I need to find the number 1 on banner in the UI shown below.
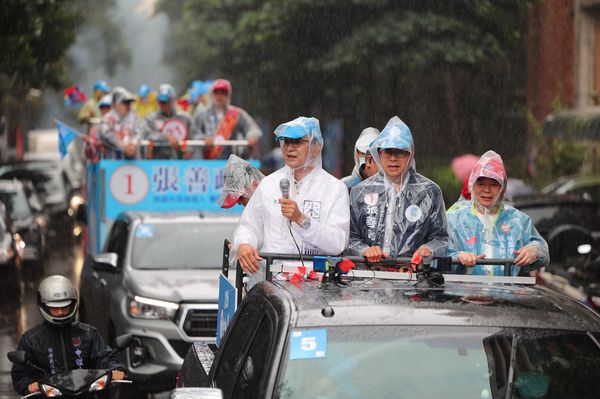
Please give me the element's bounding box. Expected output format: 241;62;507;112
126;174;133;195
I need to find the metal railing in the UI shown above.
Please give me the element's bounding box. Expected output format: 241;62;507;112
222;247;527;306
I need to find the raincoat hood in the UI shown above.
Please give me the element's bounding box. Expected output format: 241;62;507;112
210;79;232;107
369;116;415;185
351;127;380;176
216;154;265;208
275;116;323;171
468;150;507;209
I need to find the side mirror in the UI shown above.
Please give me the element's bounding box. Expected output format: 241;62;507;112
113;334;133;352
7;351;28;366
92;253;118;272
170;388;223;399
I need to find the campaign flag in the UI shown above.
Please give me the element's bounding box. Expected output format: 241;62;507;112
63;86;87;106
55;120;81;159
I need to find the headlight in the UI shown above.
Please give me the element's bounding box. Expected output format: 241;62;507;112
70;194;84;210
41;384;62;397
89;374;108;392
34;215;47;228
128;295;178;320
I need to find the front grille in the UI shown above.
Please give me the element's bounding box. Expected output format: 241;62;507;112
182;308;217;337
168;339;192;358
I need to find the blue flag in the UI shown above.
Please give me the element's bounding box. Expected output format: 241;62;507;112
55;120;80;159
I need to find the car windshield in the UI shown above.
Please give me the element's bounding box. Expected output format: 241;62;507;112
131;220;237;269
0;189;32;220
277;326;600;399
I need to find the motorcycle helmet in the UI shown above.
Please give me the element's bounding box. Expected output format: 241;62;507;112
37;275;79;326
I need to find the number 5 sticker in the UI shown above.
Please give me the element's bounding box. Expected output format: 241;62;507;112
289;329;327;360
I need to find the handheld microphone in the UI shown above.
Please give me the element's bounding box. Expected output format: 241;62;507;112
279;178;290;199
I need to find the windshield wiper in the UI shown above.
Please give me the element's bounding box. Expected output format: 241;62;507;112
505;335;518;399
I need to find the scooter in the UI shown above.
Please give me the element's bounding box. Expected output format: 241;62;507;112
8;334;134;399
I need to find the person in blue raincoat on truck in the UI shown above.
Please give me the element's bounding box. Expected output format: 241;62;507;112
347;117;448;263
446;150;549;276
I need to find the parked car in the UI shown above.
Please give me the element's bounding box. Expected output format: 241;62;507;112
0;203;21;270
504;178;537;202
0;160;75;220
79;212;239;395
0;180;46;267
178;270;600;399
514;194;600;266
541;175;600;204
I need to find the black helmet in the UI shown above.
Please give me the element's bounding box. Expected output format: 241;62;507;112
37;275;78;326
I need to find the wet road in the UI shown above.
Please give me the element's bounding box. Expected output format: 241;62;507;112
0;229;83;399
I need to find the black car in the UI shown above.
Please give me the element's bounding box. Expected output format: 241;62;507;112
177;269;600;398
514;194;600;264
0;179;46;267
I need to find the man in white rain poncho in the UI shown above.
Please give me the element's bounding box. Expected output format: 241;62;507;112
447;151;549;276
234;117;350;285
341;127;380;190
348;118;448;262
216;154;264;209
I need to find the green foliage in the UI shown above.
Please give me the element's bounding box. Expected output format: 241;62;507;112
422;164;461;207
0;0;83;89
158;0;534;172
527;110;586;187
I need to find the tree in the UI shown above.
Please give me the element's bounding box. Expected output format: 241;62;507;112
158;0;534;172
0;0;131;159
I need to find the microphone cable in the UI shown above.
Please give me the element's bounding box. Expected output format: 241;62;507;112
287;221;306;269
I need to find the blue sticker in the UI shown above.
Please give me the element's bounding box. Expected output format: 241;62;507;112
289;329;327;360
136;224;155;238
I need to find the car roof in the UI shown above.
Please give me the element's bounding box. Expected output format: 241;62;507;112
117;211;240;224
256;279;600;332
513;194;598;208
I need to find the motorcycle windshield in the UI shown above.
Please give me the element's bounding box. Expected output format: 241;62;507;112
42;369;108;395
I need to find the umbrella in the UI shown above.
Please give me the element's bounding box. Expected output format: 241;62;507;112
451;154;479;180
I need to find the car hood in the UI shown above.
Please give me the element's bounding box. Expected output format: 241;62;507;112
125;268;221;303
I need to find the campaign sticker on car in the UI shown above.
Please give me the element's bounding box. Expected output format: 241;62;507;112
289;328;327;360
135;224;155;238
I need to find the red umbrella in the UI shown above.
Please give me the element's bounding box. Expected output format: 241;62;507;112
451;154;479;180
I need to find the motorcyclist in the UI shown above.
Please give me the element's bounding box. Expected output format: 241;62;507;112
347;117;448;263
78;80;111;129
216;154;264;209
135;84;158;118
190;79;262;159
144;84;192;159
234;117;349;287
446;150;549;275
99;87;145;159
341;127;380;190
11;275;126;396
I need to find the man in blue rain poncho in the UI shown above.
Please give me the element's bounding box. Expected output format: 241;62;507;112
341;127;380;190
447;151;549;275
348;117;448;262
234;117;350;287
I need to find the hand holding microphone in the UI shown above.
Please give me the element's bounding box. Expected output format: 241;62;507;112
279;178;304;225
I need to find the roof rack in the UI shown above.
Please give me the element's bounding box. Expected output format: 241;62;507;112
220;245;535;306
